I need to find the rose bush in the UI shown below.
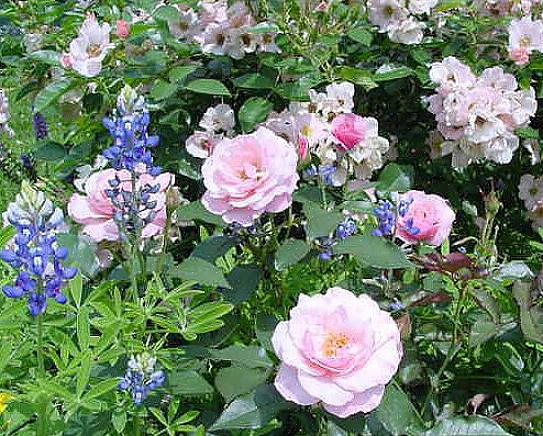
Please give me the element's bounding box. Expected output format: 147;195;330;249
0;0;542;434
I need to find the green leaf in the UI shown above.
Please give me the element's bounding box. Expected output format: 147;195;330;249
184;79;231;97
0;225;15;248
232;73;275;89
373;383;424;436
68;273;83;308
210;344;273;369
169;65;198;83
168;370;214;395
210;384;291;431
347;27;373;46
215;366;268;402
469;320;499;347
513;281;543;344
176;257;232;289
177;201;224;226
238;97;273;132
224;264;262;304
28;50;60;65
374;67;414;82
256;315;277;351
112;411;127;434
83;379;120;401
516;126;540;139
34;78;74;112
77;306;90;351
150;79;177;100
304;204;344;240
192;236;238;262
76;352;91;398
495;261;534;280
376;163;413;192
424;415;512;435
335;235;413;269
34;142;67;161
275;239;311;271
153;5;180;21
335;67;378;91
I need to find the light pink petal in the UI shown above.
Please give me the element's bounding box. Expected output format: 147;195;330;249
298;370;354;406
323;385;385;417
274;364;318;406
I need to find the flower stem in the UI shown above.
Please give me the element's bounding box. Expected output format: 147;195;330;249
36;313;45;377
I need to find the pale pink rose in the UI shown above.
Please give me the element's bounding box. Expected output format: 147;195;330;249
68;169;174;242
429;56;476;92
115;20;130;39
331;113;368;151
396;190;455;246
508;17;543;66
272;287;402;417
201;127;299;226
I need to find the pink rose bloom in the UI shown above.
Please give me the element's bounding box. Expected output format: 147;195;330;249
272;287;402;417
429;56;476;92
201;127;299;226
68;169;174;242
115;20;130;39
60;53;73;69
396;190;455;246
508;17;543;66
331;113;368;151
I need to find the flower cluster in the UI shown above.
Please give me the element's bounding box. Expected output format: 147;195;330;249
167;0;280;59
427;57;537;168
61;13;113;78
265;82;389;186
102;86;160;175
32;112;48;140
186;103;235;159
519;174;543;229
272;287;402;417
508;17;543;65
118;353;165;405
476;0;537;16
0;183;77;316
367;0;437;45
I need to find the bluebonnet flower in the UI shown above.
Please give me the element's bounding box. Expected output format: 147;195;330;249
303;165;318;178
389;300;405;312
32;112;48;140
372;200;396;236
318;164;336;186
0;182;77;316
102;85;160;175
316;237;335;261
119;353;165;405
336;217;357;240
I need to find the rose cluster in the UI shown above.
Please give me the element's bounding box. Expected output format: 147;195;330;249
367;0;437;45
265;82;390;186
167;0;279;59
427;56;537;168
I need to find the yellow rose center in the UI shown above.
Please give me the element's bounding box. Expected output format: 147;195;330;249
322;332;349;357
87;43;102;58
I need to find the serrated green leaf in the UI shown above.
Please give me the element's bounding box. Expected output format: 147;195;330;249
424;415;511;435
238;97;273;132
232;73;275;89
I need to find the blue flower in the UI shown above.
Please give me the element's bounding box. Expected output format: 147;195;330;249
372;200;396;236
336;217;357;240
119;354;165;405
318;164;337;186
32;112;48;140
0;185;77;316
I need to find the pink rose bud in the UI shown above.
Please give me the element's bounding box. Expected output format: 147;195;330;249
509;47;530;65
297;136;309;161
331;113;367;151
272;287;402;417
396;190;455;246
115;19;130;39
60;53;73;69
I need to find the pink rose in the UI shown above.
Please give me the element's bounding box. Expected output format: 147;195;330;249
60;53;73;69
201;127;299;226
68;169;174;242
396;190;455;246
509;47;530;65
272;287;402;417
331;113;367;151
115;20;130;39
